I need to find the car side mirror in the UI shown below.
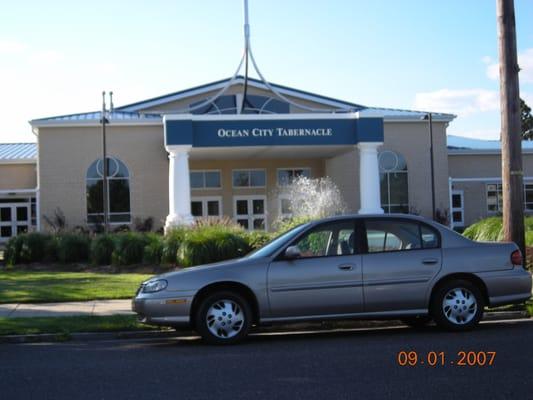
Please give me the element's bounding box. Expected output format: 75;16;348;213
284;246;301;260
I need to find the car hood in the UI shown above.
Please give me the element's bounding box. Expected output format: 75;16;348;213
148;256;267;282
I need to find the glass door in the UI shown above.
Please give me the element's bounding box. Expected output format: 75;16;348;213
0;203;30;242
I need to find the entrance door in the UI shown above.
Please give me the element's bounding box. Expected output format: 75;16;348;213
451;190;464;228
0;203;31;242
268;220;363;318
233;196;266;230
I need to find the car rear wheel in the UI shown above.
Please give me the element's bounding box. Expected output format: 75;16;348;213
431;279;484;331
195;291;252;344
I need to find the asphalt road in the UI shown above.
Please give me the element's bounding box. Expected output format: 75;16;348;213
1;319;532;400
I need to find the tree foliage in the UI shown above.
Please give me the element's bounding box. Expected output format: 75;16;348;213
521;98;533;140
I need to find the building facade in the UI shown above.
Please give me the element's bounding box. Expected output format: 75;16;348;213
0;77;528;242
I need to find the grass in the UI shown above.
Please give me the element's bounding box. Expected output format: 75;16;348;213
0;315;160;336
0;271;153;304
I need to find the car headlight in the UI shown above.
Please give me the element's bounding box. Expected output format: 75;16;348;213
142;279;168;293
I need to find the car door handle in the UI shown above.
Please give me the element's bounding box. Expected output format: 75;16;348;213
422;258;439;265
338;264;354;271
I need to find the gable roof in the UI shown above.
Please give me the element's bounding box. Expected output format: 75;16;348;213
30;76;456;127
0;143;37;163
30;111;162;127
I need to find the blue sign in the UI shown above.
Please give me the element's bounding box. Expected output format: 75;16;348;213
165;116;383;147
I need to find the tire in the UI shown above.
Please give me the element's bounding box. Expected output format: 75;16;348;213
401;316;432;329
195;291;252;345
430;279;484;331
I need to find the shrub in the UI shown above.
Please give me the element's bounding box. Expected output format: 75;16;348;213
161;227;187;264
56;233;91;263
143;233;164;265
4;235;24;265
245;230;274;250
177;225;251;267
111;232;149;266
5;233;56;265
463;217;504;243
19;232;52;263
273;215;313;235
90;234;116;265
134;217;154;232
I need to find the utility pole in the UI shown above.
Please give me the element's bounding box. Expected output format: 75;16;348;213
497;0;525;257
101;91;109;233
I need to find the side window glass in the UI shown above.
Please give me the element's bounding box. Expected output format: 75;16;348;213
292;221;355;258
365;220;422;253
421;225;439;248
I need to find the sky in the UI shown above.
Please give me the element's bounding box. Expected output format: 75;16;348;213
0;0;532;143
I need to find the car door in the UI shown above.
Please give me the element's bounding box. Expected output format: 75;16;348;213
361;218;442;313
267;220;363;318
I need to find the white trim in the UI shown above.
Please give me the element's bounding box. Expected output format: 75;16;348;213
0;159;37;165
120;77;360;113
0;188;38;195
450;176;533;182
191;196;223;218
164;112;361;122
232;168;267;189
233;195;267;231
449;149;533;155
0;202;32;242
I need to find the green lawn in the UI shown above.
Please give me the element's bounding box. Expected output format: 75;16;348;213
0;315;161;336
0;271;153;304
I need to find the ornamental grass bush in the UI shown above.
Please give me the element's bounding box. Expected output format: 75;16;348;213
4;233;55;265
463;216;533;246
244;230;274;250
143;233;164;265
55;233;91;263
177;225;251;267
161;227;187;264
111;232;149;266
90;234;116;265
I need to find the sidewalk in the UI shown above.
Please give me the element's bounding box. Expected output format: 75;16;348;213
0;300;133;318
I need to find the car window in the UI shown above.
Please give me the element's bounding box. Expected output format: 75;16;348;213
292;221;356;258
365;220;423;253
421;225;439;249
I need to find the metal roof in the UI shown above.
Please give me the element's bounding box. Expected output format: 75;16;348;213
0;143;37;163
31;111;162;125
447;135;533;154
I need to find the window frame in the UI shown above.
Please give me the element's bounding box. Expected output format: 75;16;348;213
231;169;267;189
190;170;222;190
233;195;267;231
379;151;409;214
276;167;312;187
190;196;223;218
451;190;464;227
85;157;132;225
276;219;363;261
361;217;441;255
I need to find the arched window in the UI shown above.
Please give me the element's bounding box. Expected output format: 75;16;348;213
379;151;409;213
86;157;131;223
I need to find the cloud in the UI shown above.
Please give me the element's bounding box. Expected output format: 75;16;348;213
413;88;499;116
485;48;533;83
0;39;27;54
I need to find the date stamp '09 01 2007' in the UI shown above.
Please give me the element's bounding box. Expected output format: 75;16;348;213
397;351;496;367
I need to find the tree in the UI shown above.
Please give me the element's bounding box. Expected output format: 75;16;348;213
521;98;533;140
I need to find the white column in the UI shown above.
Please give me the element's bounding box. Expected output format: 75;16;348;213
358;142;384;214
165;145;194;231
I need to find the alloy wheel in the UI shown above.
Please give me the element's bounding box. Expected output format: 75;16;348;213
205;299;245;339
442;287;477;325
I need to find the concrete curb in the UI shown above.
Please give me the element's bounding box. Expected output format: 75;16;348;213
0;311;529;344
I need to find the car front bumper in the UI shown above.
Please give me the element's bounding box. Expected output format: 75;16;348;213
132;293;194;328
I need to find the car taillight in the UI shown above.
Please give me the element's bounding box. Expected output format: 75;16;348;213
511;250;523;266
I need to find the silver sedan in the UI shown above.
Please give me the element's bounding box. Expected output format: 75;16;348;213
132;215;532;344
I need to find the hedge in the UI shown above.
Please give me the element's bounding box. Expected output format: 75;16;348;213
3;216;305;268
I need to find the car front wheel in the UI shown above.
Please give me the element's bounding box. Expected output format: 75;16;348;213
431;280;484;331
195;291;252;344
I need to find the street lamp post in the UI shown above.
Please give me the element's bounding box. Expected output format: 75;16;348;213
423;113;436;220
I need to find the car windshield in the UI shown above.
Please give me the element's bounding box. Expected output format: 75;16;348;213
246;223;311;259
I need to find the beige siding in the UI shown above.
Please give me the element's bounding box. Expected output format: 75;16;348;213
325;149;360;212
448;152;533;226
0;163;37;190
189;158;326;229
38;125;168;230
